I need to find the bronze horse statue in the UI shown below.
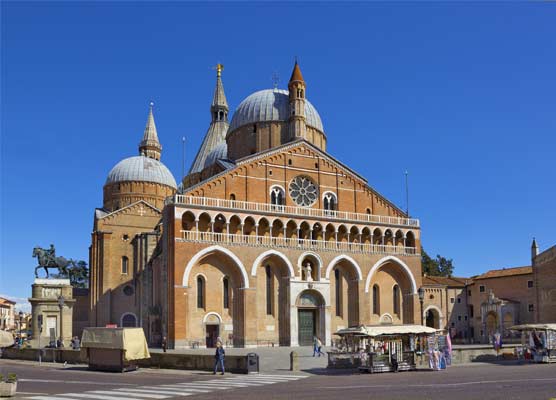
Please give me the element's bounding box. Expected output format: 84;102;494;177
33;245;75;279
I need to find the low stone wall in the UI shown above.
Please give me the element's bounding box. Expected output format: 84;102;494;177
137;352;249;373
451;345;518;364
1;348;251;373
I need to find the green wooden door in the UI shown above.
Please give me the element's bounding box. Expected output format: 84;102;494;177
298;309;315;346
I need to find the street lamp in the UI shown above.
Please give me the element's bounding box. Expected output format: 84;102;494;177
18;311;23;345
418;287;425;326
57;295;65;348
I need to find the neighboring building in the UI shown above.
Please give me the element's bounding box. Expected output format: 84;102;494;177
467;265;535;343
72;288;89;338
422;240;556;344
422;276;469;339
14;312;31;337
0;297;16;331
533;240;556;323
88;62;423;348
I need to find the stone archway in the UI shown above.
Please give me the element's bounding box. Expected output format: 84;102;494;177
486;312;498;340
296;290;326;346
423;305;443;329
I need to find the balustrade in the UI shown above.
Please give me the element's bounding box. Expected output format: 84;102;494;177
166;195;420;228
178;230;418;256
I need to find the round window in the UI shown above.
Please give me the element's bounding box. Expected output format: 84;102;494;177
288;175;318;207
123;285;134;296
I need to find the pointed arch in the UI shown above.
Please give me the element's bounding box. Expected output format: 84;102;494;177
183;245;249;288
365;256;417;294
325;255;363;280
251;250;295;277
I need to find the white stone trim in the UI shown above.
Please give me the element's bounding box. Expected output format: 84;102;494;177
325;255;363;281
182;245;250;288
202;311;223;324
251;250;295;277
365;255;418;294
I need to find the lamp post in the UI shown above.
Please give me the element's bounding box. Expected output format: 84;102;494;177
18;311;23;345
418;287;425;326
57;295;65;347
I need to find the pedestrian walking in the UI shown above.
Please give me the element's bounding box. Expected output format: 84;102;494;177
312;336;319;357
213;342;225;375
316;337;325;357
162;336;168;353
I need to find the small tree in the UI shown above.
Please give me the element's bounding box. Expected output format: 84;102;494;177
53;260;89;288
421;247;454;277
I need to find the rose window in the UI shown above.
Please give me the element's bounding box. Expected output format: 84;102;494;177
289;175;318;207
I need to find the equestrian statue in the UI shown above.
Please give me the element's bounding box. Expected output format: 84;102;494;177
33;244;76;279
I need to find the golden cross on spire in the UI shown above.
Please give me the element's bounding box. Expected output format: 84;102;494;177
213;63;224;77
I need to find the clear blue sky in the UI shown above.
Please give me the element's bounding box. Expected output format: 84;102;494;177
1;2;555;308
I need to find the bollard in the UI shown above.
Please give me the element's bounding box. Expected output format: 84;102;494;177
290;351;299;371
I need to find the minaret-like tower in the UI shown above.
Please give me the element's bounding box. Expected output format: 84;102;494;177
188;64;230;176
531;237;539;262
139;102;162;160
211;63;229;124
288;60;307;140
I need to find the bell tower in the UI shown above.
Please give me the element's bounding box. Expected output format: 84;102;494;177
139;102;162;161
288;60;307;140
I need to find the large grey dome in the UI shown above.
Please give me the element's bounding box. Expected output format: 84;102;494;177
106;156;177;189
229;89;324;132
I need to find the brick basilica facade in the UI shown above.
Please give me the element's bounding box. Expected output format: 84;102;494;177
89;62;423;348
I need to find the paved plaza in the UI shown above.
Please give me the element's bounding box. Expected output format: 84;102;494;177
2;356;555;400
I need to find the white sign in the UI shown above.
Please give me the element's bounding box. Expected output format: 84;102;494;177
224;324;233;331
266;325;275;331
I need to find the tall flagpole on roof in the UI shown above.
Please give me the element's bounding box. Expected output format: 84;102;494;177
405;170;409;217
182;136;186;179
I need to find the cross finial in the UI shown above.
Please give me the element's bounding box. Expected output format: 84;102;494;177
272;71;280;89
214;63;224;77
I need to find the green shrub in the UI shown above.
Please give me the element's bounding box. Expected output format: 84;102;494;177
6;373;17;383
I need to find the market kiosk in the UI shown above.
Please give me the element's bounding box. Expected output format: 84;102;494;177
510;324;556;363
81;327;150;372
330;325;437;373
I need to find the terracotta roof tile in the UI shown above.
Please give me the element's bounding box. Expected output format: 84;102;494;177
473;266;532;280
422;276;468;287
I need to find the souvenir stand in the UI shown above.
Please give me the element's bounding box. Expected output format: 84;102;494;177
330;325;437;373
510;324;556;363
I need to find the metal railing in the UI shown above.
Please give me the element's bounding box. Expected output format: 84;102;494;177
178;230;418;256
166;195;420;228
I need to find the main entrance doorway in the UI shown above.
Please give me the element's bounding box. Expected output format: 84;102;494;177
298;309;316;346
206;324;219;348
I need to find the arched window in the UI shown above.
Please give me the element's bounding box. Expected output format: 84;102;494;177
373;284;380;315
335;269;342;317
265;265;273;315
223;277;229;309
393;285;400;316
121;313;136;327
121;256;129;274
197;276;205;309
229;193;236;201
323;192;337;212
270;186;285;208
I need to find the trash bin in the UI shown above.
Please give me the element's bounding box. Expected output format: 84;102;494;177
246;352;259;374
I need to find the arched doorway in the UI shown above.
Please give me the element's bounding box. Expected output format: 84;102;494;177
121;313;137;327
425;309;439;328
204;312;221;348
296;290;325;346
486;312;498;339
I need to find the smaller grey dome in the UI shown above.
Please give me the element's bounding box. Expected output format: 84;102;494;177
204;142;228;169
106;156;177;189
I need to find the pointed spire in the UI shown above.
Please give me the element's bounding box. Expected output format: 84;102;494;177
531;237;539;261
189;65;230;175
289;60;305;83
211;63;228;116
139;102;162;160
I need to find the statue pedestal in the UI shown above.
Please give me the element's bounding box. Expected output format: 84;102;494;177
28;279;75;348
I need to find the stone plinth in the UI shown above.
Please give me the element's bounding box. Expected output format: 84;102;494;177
28;279;75;348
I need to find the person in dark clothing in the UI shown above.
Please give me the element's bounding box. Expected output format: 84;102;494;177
162;336;168;353
213;342;225;375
